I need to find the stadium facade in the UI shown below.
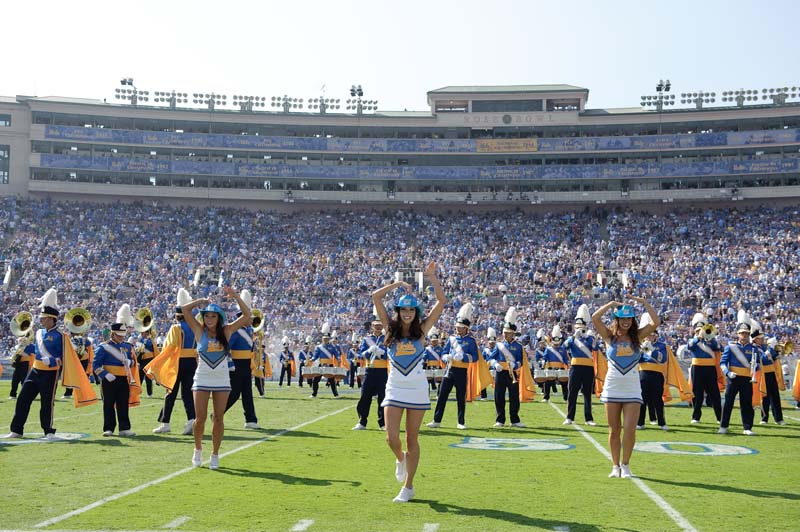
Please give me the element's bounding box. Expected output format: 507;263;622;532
1;84;800;208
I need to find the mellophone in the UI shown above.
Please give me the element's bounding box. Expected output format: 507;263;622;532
533;369;569;383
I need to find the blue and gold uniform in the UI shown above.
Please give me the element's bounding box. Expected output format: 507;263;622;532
346;346;360;388
431;333;479;426
297;344;310;387
10;338;36;399
489;340;525;425
93;336;136;434
135;335;156;397
423;341;443;391
355;333;387;428
637;338;669;427
9;324;66;436
720;339;760;432
155;319;197;431
225;324;259;426
311;339;341;397
759;342;785;424
542;343;569;401
563;332;597;423
688;336;723;422
63;334;94;398
279;348;295;387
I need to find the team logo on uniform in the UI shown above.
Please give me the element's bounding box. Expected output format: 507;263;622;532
450;437;575;451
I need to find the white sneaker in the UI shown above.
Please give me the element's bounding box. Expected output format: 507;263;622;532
192;449;202;467
352;423;367;430
0;432;22;439
660;425;669;431
395;451;407;483
690;419;699;424
380;426;387;432
209;454;220;470
426;421;440;428
119;430;136;437
511;422;526;428
743;429;756;436
620;464;633;479
44;433;59;440
636;425;645;430
586;420;597;426
777;420;787;426
456;423;467;430
393;486;414;503
152;423;171;434
608;465;620;478
102;430;114;437
759;420;768;425
562;418;574;425
182;420;195;436
649;420;658;425
244;422;261;429
718;427;728;434
494;422;505;427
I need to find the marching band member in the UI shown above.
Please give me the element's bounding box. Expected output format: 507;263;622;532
4;289;65;439
353;318;388;430
489;308;533;428
759;334;786;425
92;307;139;437
593;297;660;479
297;336;312;388
635;313;670;430
374;261;446;503
182;286;251;469
422;327;443;392
479;327;497;401
346;334;361;389
542;325;569;402
149;289;197;436
135;328;156;398
62;329;94;399
687;312;723;424
310;322;341;398
563;305;598;426
224;289;261;429
278;336;296;387
9;330;35;400
718;311;760;435
427;303;480;430
251;325;266;397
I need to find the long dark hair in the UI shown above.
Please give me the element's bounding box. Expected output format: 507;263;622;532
203;314;230;352
609;317;640;353
384;312;423;346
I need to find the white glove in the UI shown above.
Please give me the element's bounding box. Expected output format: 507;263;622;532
442;354;452;363
40;355;51;366
373;347;385;358
104;373;116;382
312;360;320;367
124;358;132;368
727;371;737;379
494;362;505;372
453;352;464;362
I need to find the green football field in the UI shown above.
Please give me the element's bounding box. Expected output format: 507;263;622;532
0;379;798;532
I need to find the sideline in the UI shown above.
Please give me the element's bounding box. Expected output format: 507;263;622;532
548;402;698;532
33;404;354;529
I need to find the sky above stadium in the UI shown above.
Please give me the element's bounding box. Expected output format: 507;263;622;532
4;0;799;113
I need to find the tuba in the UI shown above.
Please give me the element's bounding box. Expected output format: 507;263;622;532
65;307;92;335
133;308;154;332
777;341;793;356
252;309;264;332
11;311;34;337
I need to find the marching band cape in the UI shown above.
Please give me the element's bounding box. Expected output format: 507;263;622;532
61;334;98;408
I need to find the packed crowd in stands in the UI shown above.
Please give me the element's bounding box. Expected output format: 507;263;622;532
1;197;798;362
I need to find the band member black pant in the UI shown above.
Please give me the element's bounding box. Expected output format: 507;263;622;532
720;375;754;430
279;365;292;386
690;365;722;422
11;368;59;435
760;372;784;423
253;375;265;396
356;368;387;427
424;365;438;391
348;364;361;388
298;364;304;387
543;379;567;401
137;358;153;396
10;361;30;398
638;370;665;427
63;359;90;398
494;369;520;425
225;359;258;423
101;377;131;432
311;370;338;397
158;357;197;424
433;366;467;425
566;365;595;422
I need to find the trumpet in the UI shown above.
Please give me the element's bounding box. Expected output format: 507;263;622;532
252;309;264;332
65;307;92;335
701;324;717;341
133;308;153;333
11;311;34;337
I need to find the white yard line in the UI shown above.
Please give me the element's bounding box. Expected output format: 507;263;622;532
161;516;191;529
548;402;698;532
290;519;315;531
33;405;354;529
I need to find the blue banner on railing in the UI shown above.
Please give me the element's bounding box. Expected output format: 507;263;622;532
38;154;800;180
43;125;800;154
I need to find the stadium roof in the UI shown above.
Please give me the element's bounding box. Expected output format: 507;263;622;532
428;84;589;94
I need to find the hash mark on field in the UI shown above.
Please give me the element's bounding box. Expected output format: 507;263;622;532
422;524;440;532
33;405;354;529
291;519;314;531
784;414;800;422
162;516;191;528
548;402;698;532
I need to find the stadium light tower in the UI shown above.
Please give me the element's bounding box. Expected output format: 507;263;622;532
116;78;149;106
640;79;674;134
232;95;267;112
720;89;759;107
192;93;227;110
680;91;715;110
308;96;340;115
760;86;799;106
346;85;378;115
271;95;304;113
153;90;188;109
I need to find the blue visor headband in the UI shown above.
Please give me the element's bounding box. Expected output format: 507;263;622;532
199;303;227;324
613;304;635;319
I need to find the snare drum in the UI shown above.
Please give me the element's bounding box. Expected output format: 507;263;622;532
544;369;556;381
556;369;569;383
533;369;547;383
332;367;347;380
433;369;444;382
425;369;436;381
304;366;321;379
356;367;366;377
321;365;336;379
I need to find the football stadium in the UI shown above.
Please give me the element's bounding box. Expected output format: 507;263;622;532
1;78;799;532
